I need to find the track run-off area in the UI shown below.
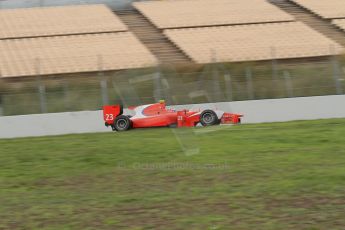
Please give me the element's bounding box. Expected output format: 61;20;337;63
0;118;345;229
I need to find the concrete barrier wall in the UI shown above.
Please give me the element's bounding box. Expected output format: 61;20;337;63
178;95;345;124
0;95;345;139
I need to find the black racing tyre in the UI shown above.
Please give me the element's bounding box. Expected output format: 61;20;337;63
168;123;177;128
200;110;219;126
114;115;132;131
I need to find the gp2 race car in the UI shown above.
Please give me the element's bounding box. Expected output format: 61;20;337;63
103;100;243;131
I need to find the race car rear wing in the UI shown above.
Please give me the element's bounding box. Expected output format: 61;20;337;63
103;105;123;126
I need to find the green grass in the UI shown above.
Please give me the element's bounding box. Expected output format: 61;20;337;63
1;119;345;229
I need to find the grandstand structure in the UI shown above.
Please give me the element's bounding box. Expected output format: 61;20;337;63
0;5;128;39
164;22;343;63
0;33;157;77
0;4;157;78
283;0;345;42
131;0;344;65
333;19;345;32
291;0;345;19
133;0;295;29
0;0;344;78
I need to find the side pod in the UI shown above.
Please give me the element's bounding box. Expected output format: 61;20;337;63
177;110;200;127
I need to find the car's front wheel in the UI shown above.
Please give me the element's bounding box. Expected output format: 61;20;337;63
114;115;132;131
200;110;219;126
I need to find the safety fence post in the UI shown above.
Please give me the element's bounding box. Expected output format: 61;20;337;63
63;80;70;111
98;55;109;105
283;70;294;98
0;94;3;116
210;50;222;101
0;78;3;115
154;65;162;101
271;46;278;81
36;58;47;113
224;72;233;101
245;66;254;100
330;45;343;95
38;79;47;113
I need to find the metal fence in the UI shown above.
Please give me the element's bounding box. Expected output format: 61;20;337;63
0;55;344;116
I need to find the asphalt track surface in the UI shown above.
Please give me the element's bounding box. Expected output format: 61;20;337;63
0;95;345;139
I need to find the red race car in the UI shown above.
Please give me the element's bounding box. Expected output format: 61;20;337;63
103;100;243;131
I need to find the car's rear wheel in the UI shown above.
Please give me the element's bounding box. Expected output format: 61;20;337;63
200;110;219;126
114;115;132;131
